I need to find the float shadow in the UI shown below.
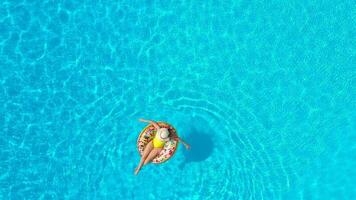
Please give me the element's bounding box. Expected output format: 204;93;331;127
180;127;214;169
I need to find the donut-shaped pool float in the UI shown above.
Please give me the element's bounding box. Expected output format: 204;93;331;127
137;122;178;164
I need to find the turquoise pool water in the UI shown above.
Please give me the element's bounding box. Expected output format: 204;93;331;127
1;0;355;199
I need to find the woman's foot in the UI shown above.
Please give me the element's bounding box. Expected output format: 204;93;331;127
134;165;142;175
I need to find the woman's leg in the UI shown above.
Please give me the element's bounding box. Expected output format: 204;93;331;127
135;141;153;175
143;148;162;165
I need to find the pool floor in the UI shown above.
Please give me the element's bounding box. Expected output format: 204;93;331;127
0;0;355;199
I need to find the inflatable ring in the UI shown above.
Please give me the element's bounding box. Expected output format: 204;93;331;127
137;122;178;164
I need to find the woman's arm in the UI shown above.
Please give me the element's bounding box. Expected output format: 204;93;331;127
138;118;160;129
178;138;190;149
172;132;190;150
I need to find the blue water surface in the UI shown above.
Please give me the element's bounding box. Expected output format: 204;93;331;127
1;0;355;199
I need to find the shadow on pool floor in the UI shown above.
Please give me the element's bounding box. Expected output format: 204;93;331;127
179;126;214;169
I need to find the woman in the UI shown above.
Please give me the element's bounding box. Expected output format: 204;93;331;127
135;118;190;175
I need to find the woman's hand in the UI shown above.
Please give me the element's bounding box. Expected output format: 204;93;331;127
184;144;191;150
138;118;147;122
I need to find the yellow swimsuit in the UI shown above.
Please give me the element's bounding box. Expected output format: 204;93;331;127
153;132;166;148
